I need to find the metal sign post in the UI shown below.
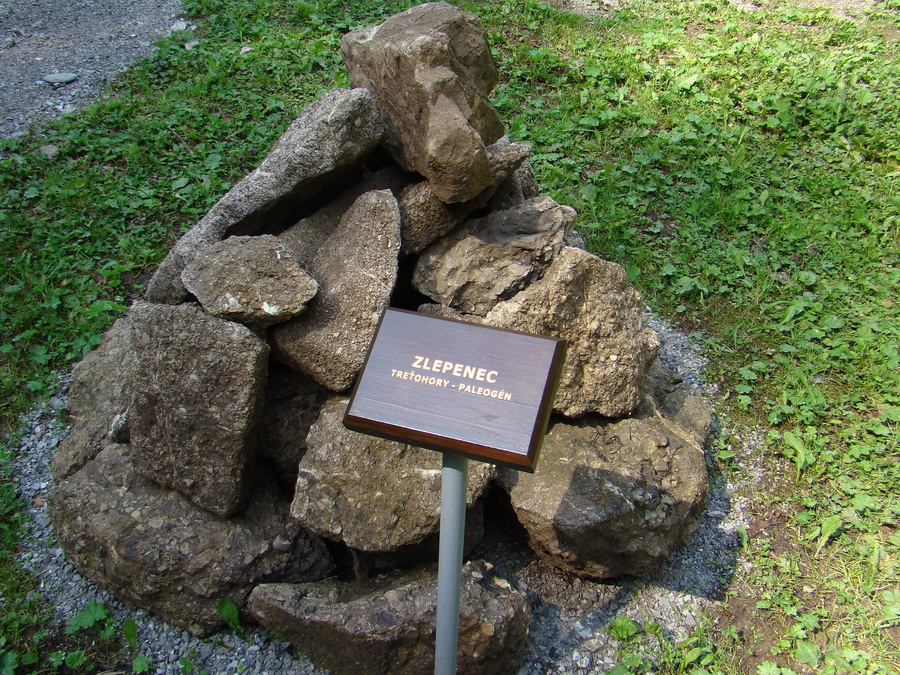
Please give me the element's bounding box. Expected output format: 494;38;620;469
434;452;468;675
344;308;565;673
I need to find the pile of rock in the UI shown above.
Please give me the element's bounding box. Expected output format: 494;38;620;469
48;4;712;673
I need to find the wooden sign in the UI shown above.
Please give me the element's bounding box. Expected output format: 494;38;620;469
343;308;566;472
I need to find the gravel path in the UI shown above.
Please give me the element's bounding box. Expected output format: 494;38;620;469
0;0;183;138
3;1;749;672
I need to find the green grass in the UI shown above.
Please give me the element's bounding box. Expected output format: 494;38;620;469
1;0;899;671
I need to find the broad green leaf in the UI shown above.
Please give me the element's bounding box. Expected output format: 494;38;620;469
816;515;843;554
794;640;820;666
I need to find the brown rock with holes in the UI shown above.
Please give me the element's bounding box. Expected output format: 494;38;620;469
499;398;709;579
341;2;505;203
398;140;531;253
248;560;529;675
129;301;269;517
48;444;333;636
413;196;574;316
181;235;318;328
290;397;494;553
484;246;659;418
271;190;401;391
53;317;133;481
147;88;384;304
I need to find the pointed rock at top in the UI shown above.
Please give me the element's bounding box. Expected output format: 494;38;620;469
341;2;505;204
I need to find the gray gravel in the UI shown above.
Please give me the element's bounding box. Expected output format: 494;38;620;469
9;318;749;673
0;0;184;138
2;1;748;670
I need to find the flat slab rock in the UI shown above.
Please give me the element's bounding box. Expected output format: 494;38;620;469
272;190;401;392
500;397;709;579
129;301;269;517
342;2;504;203
485;246;660;418
290;397;494;553
181;235;318;328
48;443;333;637
147;87;383;304
248;560;530;675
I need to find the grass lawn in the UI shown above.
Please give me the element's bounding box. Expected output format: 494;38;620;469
1;0;898;671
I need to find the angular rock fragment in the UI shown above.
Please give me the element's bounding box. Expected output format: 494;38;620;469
413;196;574;316
129;301;269;517
248;560;529;675
272;190;401;391
484;246;659;418
278;165;413;268
53;317;133;481
290;397;494;552
398;140;530;253
646;359;713;447
342;2;504;203
499;401;708;578
147;88;383;304
486;158;540;212
48;444;333;636
181;235;318;328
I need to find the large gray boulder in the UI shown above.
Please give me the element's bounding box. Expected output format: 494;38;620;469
291;397;494;553
180;235;318;329
341;2;504;203
48;444;333;636
129;301;269;517
398;140;531;253
248;560;530;675
484;246;659;418
272;190;401;391
413;196;574;316
53;317;132;481
499;398;709;579
147;88;384;304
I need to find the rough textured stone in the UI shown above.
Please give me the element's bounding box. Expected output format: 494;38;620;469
272;190;401;391
484;246;659;418
248;560;529;675
486;158;540;212
278;165;412;268
646;359;713;447
52;317;132;481
398;140;530;253
342;2;504;203
147;88;384;304
258;363;330;484
499;401;709;579
291;397;494;553
48;444;333;636
413;196;574;316
129;301;269;517
181;235;318;328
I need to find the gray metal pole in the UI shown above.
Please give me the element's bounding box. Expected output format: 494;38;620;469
435;452;468;675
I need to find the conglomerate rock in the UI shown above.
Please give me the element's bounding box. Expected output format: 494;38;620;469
180;235;318;329
147;88;383;304
499;398;709;578
129;301;269;517
484;246;659;418
248;560;530;675
341;2;504;203
52;317;132;481
48;444;334;637
290;397;494;553
272;190;401;391
413;196;574;316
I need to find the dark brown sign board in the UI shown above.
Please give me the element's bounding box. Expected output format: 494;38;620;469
343;308;566;472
